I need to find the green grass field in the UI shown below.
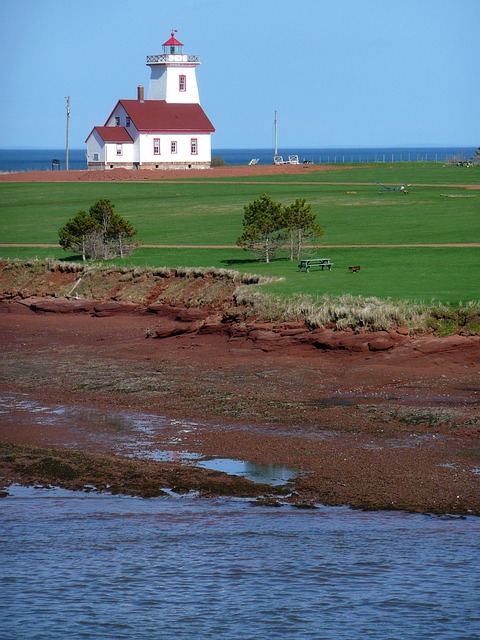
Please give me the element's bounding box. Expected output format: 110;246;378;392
0;163;479;304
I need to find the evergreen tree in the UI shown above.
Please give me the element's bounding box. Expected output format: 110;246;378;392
236;193;284;263
58;200;138;260
282;198;324;261
58;210;101;261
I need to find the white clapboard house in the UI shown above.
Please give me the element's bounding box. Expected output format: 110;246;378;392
86;31;215;170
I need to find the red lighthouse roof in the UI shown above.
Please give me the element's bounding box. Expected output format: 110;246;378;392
162;30;183;47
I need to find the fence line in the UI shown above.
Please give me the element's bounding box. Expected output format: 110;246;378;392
316;153;473;164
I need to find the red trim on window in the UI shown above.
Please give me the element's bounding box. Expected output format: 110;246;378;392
153;138;161;155
190;138;198;155
179;75;186;92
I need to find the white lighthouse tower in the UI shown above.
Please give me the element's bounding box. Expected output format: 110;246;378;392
146;30;201;104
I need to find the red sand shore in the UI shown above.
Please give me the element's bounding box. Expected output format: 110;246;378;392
0;302;479;514
1;164;479;188
0;164;341;182
0;164;479;513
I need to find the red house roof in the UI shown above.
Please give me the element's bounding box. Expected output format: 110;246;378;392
117;100;215;133
88;126;134;143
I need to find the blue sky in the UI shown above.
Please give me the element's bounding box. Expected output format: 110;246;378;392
1;0;478;149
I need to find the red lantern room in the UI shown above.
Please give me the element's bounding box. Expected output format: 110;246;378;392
163;30;183;55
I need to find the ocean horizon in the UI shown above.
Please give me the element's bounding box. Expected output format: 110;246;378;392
0;146;476;173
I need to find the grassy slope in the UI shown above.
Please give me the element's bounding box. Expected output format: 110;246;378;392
0;163;479;304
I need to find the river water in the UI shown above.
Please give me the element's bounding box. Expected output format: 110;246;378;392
1;486;479;640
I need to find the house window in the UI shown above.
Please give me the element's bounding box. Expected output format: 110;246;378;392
171;141;177;154
153;138;161;155
190;138;198;155
115;116;120;126
116;144;123;156
126;116;130;127
179;75;186;92
93;153;99;161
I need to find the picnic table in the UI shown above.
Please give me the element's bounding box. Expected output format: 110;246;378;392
298;258;333;272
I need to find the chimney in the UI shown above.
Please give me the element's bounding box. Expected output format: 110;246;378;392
137;85;144;102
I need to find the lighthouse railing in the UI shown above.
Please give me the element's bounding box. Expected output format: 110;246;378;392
146;54;200;64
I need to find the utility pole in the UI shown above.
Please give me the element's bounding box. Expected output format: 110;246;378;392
65;96;70;171
273;110;278;159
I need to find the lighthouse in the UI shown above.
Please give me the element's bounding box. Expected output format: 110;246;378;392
146;31;201;104
85;31;215;170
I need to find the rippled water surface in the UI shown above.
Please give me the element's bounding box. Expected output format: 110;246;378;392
1;486;479;640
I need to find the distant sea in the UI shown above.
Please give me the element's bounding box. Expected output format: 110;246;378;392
0;146;476;173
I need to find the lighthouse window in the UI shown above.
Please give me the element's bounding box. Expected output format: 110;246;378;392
171;141;177;154
153;138;161;155
179;75;186;92
190;138;198;155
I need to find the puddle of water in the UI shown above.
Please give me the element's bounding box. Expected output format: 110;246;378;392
1;393;298;486
133;450;297;485
132;450;200;463
438;462;480;476
195;458;297;486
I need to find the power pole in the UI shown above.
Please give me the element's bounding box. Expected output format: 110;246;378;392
273;110;278;159
65;96;70;171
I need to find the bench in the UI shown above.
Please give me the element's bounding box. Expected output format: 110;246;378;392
348;265;361;273
298;258;333;272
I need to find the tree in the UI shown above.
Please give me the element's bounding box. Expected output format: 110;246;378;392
107;212;138;258
58;199;138;260
88;198;135;259
58;210;101;261
282;198;324;261
236;194;324;263
236;193;284;263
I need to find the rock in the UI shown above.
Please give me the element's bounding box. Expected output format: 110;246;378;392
147;303;182;319
273;322;306;331
368;332;408;352
153;319;201;339
29;297;96;313
147;303;211;322
247;329;279;342
175;308;211;322
311;329;370;352
413;335;480;355
197;322;228;336
93;301;140;316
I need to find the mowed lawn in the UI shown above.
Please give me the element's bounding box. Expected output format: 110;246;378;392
0;163;479;304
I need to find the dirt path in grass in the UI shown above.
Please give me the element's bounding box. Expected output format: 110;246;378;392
2;243;480;248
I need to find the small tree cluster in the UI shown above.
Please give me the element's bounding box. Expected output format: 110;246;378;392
236;193;323;262
59;199;138;261
211;156;226;167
